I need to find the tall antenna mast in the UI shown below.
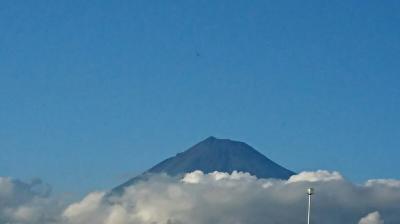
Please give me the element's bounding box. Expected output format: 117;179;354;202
307;188;314;224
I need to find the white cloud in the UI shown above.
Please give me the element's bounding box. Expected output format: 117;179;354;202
182;170;256;184
181;170;204;184
287;170;344;183
63;192;105;219
1;171;400;224
359;211;384;224
365;179;400;188
63;171;400;224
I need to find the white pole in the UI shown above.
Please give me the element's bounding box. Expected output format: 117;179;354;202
307;188;314;224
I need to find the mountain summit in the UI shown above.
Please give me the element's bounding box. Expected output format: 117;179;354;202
112;136;294;194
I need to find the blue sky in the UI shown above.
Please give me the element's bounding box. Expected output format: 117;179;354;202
0;0;399;195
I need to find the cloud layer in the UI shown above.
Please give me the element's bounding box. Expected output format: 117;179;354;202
1;171;400;224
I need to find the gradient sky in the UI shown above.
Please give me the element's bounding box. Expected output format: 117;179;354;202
1;0;399;196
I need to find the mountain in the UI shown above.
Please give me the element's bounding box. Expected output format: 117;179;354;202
111;136;295;194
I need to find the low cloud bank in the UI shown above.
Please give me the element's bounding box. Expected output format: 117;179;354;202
1;171;400;224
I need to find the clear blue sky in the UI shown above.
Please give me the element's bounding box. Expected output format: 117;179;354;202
1;0;399;195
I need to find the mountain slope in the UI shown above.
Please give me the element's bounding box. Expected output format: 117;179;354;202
112;136;295;194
